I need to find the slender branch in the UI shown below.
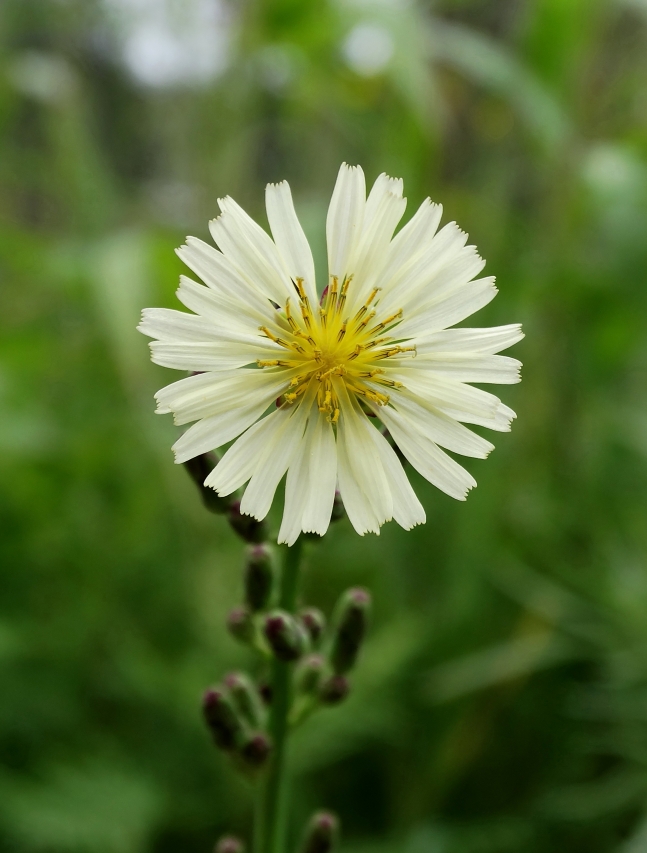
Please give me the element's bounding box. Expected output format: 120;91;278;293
257;537;303;853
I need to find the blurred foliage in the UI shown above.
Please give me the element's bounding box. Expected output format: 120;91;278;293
1;0;647;851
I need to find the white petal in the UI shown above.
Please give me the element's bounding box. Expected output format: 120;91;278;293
378;405;476;500
155;369;288;425
300;414;338;536
176;238;275;322
349;186;407;309
265;181;317;304
240;400;311;520
277;433;312;546
335;420;382;537
411;353;522;384
386;391;495;458
369;428;425;530
385;369;500;420
394;276;498;338
335;382;393;525
172;399;272;464
415;324;524;355
441;401;517;433
373;198;443;295
149;341;280;372
210;198;291;305
205;408;290;495
376;221;470;314
326;163;366;278
363;172;403;228
175;276;271;334
138;308;224;342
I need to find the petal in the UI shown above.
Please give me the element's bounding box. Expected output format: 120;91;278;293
326;163;366;279
300;413;338;536
441;401;517;433
149;341;280;372
138;308;225;342
415;324;524;355
277;433;312;546
172;399;273;464
205;408;290;495
176;238;275;322
411;353;522;384
373;198;443;295
386;391;495;458
155;369;289;425
378;404;476;500
394;276;498;337
175;276;272;333
349;183;407;309
240;400;312;520
369;428;425;530
385;369;501;420
376;221;470;315
335;382;393;525
265;181;317;304
335;422;382;537
210;198;291;305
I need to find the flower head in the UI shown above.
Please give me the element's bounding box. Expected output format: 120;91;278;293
139;164;523;544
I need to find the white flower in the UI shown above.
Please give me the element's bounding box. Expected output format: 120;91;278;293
139;164;523;545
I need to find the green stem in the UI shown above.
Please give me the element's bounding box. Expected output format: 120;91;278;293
257;537;303;853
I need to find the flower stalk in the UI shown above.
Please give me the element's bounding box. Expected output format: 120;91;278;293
257;537;304;853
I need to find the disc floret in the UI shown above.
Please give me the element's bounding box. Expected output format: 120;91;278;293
258;276;413;423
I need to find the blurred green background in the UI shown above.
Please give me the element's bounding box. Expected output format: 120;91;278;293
2;0;647;851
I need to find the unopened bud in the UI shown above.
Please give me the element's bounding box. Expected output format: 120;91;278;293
258;682;272;705
330;491;345;522
244;544;274;612
263;610;307;662
299;608;326;645
203;687;243;750
329;588;371;674
240;731;272;767
227;606;255;645
224;672;265;728
228;501;268;544
215;837;244;853
295;654;325;694
299;811;339;853
184;453;231;515
318;674;350;705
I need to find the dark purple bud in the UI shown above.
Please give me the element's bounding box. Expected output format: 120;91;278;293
244;544;274;612
298;607;326;645
240;731;272;767
228;501;268;544
295;654;325;694
226;606;255;645
318;674;350;705
215;836;245;853
299;811;340;853
203;687;243;750
329;588;371;674
184;453;231;515
258;682;273;706
224;672;265;728
263;610;307;662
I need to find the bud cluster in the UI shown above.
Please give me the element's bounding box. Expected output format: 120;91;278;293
203;673;271;768
186;455;357;851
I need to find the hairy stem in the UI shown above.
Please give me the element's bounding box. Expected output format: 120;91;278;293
257;537;303;853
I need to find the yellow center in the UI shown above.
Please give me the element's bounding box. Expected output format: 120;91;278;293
257;276;415;422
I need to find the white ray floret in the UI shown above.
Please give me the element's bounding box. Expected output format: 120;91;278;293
139;163;523;544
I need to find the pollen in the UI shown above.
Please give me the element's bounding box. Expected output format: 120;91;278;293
258;275;414;422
